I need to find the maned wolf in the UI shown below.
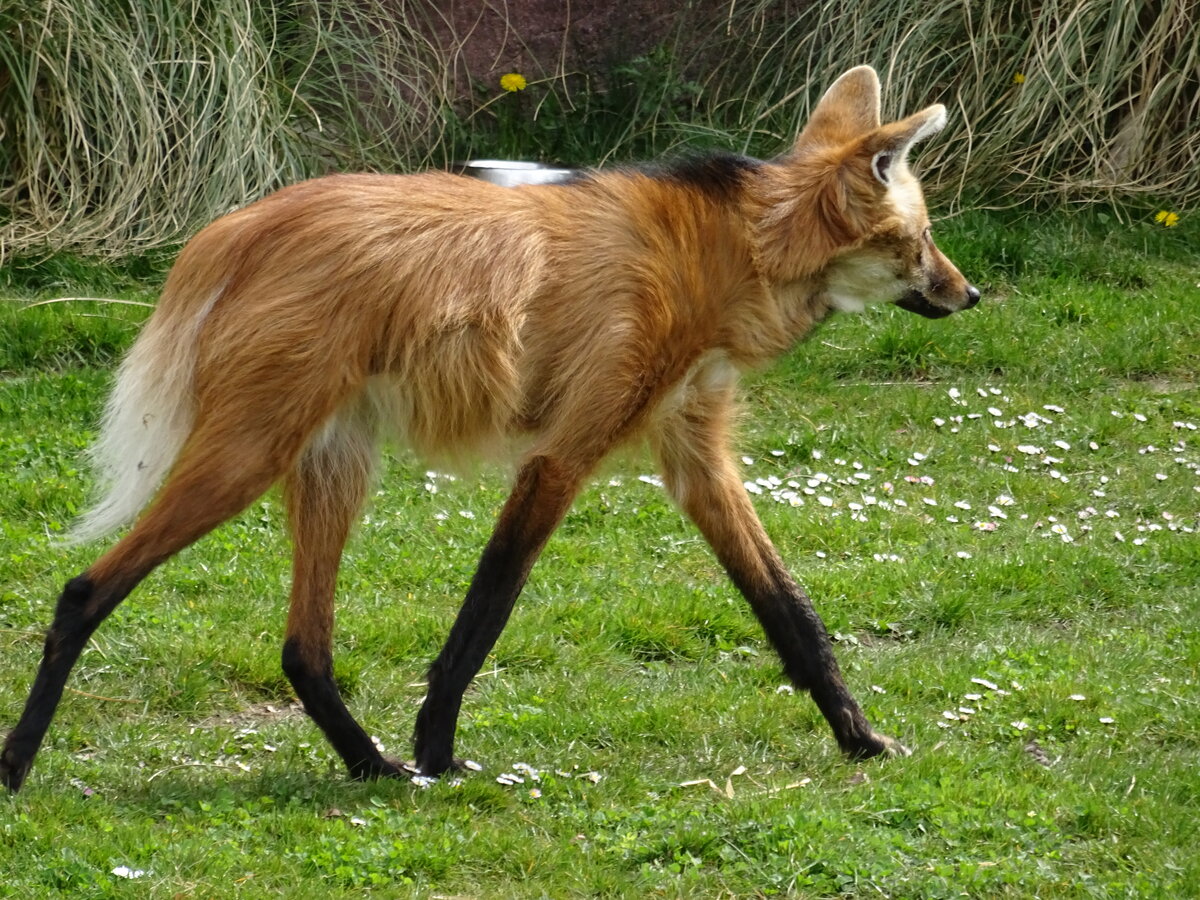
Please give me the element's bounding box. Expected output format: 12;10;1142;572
1;66;979;791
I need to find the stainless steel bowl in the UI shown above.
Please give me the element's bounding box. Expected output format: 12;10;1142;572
454;159;576;186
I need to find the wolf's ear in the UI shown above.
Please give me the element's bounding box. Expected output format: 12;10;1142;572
867;104;947;185
798;66;882;147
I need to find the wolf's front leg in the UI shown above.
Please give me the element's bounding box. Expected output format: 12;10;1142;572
413;455;584;775
652;405;907;760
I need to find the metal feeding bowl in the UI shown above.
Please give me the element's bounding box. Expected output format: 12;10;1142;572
454;159;577;186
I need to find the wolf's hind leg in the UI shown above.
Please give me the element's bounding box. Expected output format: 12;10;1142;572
1;420;298;792
281;407;406;779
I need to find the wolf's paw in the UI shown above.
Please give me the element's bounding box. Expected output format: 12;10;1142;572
0;742;34;793
844;730;911;761
405;757;483;785
410;751;483;780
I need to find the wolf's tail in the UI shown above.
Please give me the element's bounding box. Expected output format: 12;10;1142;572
67;284;217;544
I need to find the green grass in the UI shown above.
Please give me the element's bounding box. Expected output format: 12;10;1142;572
0;255;162;375
1;213;1198;897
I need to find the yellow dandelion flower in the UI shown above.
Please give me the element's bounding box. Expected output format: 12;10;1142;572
1013;72;1026;84
500;72;527;93
1155;210;1180;227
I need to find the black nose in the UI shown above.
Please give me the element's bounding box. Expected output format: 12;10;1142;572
965;284;981;308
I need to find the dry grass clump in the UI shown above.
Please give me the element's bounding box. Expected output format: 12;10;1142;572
0;0;448;259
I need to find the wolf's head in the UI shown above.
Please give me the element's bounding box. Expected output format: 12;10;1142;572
758;66;979;319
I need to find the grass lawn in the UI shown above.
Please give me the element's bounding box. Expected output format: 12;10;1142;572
1;211;1197;897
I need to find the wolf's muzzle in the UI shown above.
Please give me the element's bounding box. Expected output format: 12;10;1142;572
896;284;981;319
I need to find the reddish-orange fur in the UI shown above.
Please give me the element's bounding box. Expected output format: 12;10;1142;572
2;67;979;791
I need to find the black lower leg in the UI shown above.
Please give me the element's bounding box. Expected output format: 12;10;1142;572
1;575;122;791
734;560;899;758
412;545;524;775
281;639;403;780
412;456;577;776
